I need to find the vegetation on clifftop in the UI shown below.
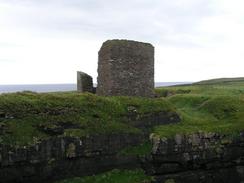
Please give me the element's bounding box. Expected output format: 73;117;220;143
154;79;244;137
118;140;152;156
55;169;152;183
0;77;244;144
0;92;174;145
1;78;244;182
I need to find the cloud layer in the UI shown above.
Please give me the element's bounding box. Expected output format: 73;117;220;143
0;0;244;84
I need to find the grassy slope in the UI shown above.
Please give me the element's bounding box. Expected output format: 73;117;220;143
154;80;244;137
194;77;244;85
55;169;152;183
1;78;244;183
0;92;174;146
53;79;244;182
1;79;244;143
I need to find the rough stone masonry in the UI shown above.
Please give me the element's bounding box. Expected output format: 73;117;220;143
97;39;155;97
77;71;94;93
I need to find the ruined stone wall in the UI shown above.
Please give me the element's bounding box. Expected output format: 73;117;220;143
77;71;94;93
97;40;154;97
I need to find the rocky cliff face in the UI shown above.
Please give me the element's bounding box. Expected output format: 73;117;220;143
2;122;244;183
0;111;180;183
3;128;244;183
2;114;244;183
0;133;143;183
145;132;244;183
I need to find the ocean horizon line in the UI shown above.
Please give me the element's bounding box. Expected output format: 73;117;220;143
0;82;192;94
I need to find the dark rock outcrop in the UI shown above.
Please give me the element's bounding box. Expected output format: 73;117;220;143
0;111;180;183
144;132;244;183
128;111;180;132
4;109;244;183
0;133;143;183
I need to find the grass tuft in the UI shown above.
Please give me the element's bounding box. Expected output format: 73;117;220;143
55;169;153;183
154;80;244;137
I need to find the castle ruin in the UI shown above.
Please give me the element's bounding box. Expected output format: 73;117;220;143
96;40;154;97
77;71;94;93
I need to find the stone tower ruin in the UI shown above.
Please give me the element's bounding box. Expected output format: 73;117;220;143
97;39;154;97
77;71;94;93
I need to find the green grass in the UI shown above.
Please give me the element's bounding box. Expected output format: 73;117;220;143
55;169;153;183
119;141;152;156
0;92;174;146
154;80;244;137
194;77;244;85
1;78;244;144
1;78;244;183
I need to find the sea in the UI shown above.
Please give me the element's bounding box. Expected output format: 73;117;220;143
0;82;191;94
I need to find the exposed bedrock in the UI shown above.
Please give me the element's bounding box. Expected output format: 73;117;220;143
0;134;143;183
144;132;244;183
0;111;180;183
4;112;244;183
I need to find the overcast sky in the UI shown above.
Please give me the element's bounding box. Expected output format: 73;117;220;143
0;0;244;84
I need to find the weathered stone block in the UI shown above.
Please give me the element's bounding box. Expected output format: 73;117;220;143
77;71;93;93
97;39;154;97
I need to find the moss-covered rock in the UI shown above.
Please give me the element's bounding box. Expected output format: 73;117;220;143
0;92;177;146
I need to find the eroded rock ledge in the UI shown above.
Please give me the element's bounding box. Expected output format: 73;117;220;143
0;111;180;183
0;133;143;183
144;132;244;183
2;130;244;183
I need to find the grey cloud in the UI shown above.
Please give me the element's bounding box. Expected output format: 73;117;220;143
1;0;217;47
0;59;16;63
0;42;21;48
